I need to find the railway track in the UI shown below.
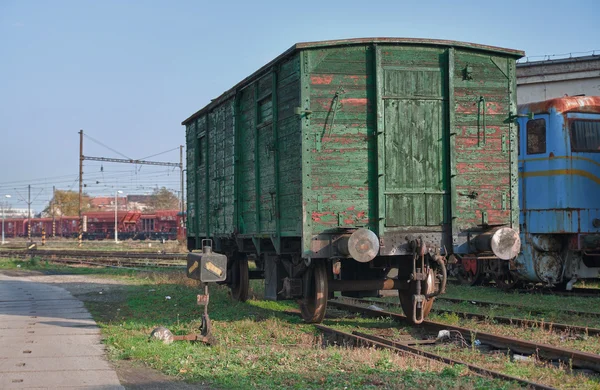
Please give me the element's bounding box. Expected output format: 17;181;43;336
316;324;555;390
436;296;600;318
342;297;600;336
515;287;600;298
448;279;600;298
328;300;600;373
0;250;187;268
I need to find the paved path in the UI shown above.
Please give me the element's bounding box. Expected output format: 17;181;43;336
0;274;124;389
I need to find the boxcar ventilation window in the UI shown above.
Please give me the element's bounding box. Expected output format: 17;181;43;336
526;119;546;155
570;120;600;152
197;135;205;165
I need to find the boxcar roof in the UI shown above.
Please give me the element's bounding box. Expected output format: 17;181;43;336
182;37;524;125
518;96;600;115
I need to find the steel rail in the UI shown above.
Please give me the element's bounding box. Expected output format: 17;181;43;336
315;324;555;390
436;296;600;318
0;250;186;268
328;300;600;373
0;249;186;260
0;250;186;260
45;257;185;268
342;297;600;336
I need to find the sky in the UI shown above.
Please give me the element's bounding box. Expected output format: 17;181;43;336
1;0;599;214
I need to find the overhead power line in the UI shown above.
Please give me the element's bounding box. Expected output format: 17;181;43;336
77;130;186;242
83;133;132;160
83;156;180;168
137;146;182;161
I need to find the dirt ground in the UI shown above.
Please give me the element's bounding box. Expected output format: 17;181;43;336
0;269;207;390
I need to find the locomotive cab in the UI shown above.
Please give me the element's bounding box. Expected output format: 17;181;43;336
516;96;600;286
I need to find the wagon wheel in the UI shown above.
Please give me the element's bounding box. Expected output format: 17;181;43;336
399;268;435;324
494;270;519;291
230;255;249;302
457;256;483;286
299;261;328;323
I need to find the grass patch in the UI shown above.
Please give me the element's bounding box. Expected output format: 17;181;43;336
84;275;509;389
443;284;600;314
3;261;594;388
0;256;143;276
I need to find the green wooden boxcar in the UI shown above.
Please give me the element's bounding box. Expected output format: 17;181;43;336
183;38;524;323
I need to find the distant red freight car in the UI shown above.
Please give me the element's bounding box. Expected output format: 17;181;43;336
0;210;183;241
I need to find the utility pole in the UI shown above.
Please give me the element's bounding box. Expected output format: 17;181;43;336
52;186;56;237
77;131;181;242
180;145;184;228
79;129;83;247
28;184;31;240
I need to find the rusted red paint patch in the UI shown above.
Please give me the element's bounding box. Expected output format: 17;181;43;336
457;125;503;137
331;184;352;190
312;98;370;112
341;98;368;106
485;102;503;115
311;75;334;85
456;162;488;171
321;136;361;145
315;155;344;161
455;101;508;115
311;211;331;222
348;75;367;84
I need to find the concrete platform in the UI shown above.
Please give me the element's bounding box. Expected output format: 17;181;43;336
0;274;124;389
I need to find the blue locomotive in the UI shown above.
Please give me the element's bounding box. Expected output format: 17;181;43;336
513;96;600;288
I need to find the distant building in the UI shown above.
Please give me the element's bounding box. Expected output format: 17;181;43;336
90;196;128;211
88;195;152;212
126;195;152;211
517;54;600;104
1;208;34;218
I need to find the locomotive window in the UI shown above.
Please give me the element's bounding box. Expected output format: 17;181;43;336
526;119;546;155
571;120;600;152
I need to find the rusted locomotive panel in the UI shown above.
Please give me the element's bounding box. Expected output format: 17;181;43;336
183;38;523;324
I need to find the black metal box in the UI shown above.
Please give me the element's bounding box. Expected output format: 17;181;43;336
187;252;227;283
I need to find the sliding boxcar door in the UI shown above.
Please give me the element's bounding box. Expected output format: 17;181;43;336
382;64;447;228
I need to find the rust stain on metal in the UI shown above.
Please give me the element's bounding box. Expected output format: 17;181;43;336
520;96;600;115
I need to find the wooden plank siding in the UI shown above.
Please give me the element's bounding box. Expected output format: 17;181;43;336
185;121;196;237
186;55;302;246
452;50;517;230
303;46;375;239
276;55;303;235
207;101;235;235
